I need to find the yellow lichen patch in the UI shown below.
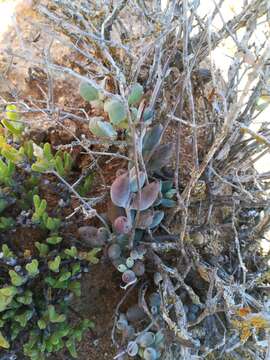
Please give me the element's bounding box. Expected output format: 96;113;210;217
249;315;269;329
236;307;251;317
232;312;270;342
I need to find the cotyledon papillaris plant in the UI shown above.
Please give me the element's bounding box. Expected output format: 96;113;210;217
78;82;177;359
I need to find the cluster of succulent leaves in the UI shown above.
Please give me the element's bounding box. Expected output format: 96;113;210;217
115;293;165;359
80;81;154;138
0;105;98;359
79;80;178;358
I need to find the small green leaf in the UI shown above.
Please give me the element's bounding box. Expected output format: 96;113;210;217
0;331;10;349
161;180;173;193
0;199;8;213
161;198;176;208
9;270;25;286
71;263;80;275
45;276;56;288
48;256;61;272
79;82;99;102
31;160;53;173
58;271;71;282
68;281;81;297
2;244;14;258
104;99;127;125
0;286;17;312
6;105;19;121
1;118;23;136
0;217;15;230
48;305;66;323
37;319;46;330
43;143;53;161
128;83;144;105
66;338;78;358
85;248;101;264
10;322;21;340
35;242;49;256
16;290;33;305
15;310;33;327
44;216;61;231
25;259;39;277
46;235;62;245
64;246;78;258
55;156;65;177
89;117;117;138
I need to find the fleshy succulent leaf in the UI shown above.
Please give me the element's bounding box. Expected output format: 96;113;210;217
79;82;99;101
130;168;146;193
89;117;117;138
114;216;132;234
128;83;144;106
0;286;17;312
0;331;10;349
136;210;154;229
131;182;160;211
147;143;173;171
104;99;127;125
142;124;163;157
149;210;164;228
110;172;131;208
161;180;174;193
25;259;39;277
143;107;154;122
160;198;176;208
9;270;25;287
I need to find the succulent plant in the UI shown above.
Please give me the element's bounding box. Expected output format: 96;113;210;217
31;143;73;177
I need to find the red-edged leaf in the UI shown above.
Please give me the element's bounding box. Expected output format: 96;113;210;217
114;216;132;234
110;172;131;208
131;182;160;211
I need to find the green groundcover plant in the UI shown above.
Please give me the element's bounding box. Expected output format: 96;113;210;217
0;105;99;359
